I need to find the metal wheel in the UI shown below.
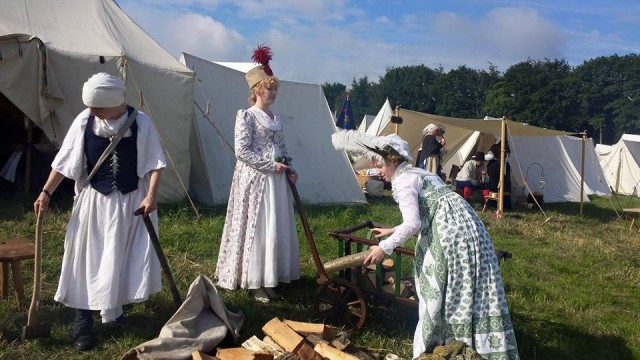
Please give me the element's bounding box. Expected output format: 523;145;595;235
313;278;366;330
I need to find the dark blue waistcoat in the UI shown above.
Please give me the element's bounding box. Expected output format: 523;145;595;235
84;106;139;195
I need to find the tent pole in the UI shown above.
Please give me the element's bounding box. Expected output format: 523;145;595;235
580;131;586;215
24;119;33;195
394;105;399;134
498;117;506;218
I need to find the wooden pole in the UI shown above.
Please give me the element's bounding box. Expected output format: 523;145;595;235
497;117;507;218
394;106;399;134
24;119;33;194
580;131;586;215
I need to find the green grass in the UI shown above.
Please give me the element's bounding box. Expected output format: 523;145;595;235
0;193;639;359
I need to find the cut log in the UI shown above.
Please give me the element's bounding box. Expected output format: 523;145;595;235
295;341;323;360
381;281;412;297
283;320;335;341
214;347;274;360
262;318;304;353
242;335;284;356
192;350;216;360
263;336;286;353
313;342;360;360
323;250;371;274
365;258;394;271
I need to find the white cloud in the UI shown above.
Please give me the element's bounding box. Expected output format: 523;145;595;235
432;7;567;67
121;2;248;61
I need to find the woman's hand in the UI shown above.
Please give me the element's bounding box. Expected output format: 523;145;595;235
370;227;395;239
363;245;386;267
33;192;50;215
275;162;289;174
139;196;157;218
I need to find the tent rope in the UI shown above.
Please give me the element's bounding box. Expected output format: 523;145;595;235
123;59;202;220
505;126;551;223
193;73;236;159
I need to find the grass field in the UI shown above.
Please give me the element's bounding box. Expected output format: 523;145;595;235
0;193;639;359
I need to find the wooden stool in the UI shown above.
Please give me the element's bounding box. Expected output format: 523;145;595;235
0;238;35;309
483;192;510;212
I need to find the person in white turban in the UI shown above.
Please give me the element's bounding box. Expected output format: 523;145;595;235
332;130;519;359
33;72;166;351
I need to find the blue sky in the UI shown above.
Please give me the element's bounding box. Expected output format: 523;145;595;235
117;0;640;85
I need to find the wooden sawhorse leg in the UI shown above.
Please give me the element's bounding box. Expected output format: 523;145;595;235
1;262;8;300
11;261;25;309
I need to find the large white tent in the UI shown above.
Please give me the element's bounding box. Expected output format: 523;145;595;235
357;114;376;133
364;99;394;137
599;134;640;196
367;107;610;203
0;0;195;202
180;52;365;205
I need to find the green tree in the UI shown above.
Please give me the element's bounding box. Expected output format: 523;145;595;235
321;82;347;115
378;65;442;113
433;65;499;118
483;59;577;130
572;54;640;143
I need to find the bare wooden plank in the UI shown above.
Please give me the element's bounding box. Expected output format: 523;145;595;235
313;342;360;360
283;320;335;341
261;318;304;353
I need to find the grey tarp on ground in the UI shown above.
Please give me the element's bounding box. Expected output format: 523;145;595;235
122;275;244;360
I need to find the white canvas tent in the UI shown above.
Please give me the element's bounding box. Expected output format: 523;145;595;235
364;99;394;137
599;134;640;196
357;114;375;133
180;52;366;205
0;0;195;202
368;108;610;203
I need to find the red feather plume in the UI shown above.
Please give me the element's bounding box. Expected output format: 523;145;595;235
251;44;273;76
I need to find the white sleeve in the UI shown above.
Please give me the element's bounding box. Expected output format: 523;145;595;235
51;109;91;181
378;174;422;255
135;112;167;177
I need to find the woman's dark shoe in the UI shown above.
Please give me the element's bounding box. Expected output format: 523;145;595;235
73;333;96;351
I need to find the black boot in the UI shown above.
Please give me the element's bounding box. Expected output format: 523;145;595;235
72;309;96;351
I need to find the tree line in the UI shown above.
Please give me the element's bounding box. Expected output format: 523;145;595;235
322;54;640;144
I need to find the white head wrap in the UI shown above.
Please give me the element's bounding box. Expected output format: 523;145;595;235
422;123;439;136
82;72;126;108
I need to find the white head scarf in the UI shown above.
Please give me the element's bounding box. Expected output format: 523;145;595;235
422;123;438;136
82;72;126;108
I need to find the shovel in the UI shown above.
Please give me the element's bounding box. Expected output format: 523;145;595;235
134;207;182;308
22;209;51;340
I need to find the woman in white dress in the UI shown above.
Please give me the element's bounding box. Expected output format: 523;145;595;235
215;45;300;302
33;73;165;351
332;130;519;359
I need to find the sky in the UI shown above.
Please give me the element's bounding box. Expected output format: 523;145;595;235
116;0;640;86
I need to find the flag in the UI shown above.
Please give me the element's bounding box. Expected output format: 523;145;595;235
335;93;355;130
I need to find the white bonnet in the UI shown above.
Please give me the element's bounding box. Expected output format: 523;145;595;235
382;134;413;161
82;72;126;108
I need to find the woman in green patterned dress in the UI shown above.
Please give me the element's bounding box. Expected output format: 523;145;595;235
332;130;519;360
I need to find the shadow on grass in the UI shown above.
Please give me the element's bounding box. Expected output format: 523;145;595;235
512;313;635;360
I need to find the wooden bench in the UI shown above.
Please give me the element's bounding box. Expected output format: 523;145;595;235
622;208;640;231
0;238;35;309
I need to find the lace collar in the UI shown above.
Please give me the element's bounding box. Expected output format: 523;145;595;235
248;106;282;131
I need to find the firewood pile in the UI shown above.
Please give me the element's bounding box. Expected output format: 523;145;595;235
366;260;415;300
193;318;379;360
